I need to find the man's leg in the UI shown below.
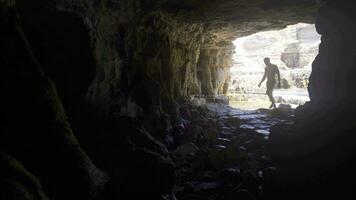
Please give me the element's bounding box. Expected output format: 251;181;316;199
266;82;276;109
267;90;276;109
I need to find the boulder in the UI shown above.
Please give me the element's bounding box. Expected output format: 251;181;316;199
203;128;220;142
226;117;242;128
180;124;203;144
218;168;242;188
175;143;199;158
207;145;248;169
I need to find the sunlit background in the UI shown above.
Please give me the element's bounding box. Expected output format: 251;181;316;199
228;23;321;110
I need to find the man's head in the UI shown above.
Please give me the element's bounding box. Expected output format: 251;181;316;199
264;57;270;65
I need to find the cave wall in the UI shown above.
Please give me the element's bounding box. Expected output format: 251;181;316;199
0;0;322;199
0;3;108;199
23;0;208;114
269;0;356;198
197;43;234;96
296;0;356;164
308;0;356;104
13;0;317;115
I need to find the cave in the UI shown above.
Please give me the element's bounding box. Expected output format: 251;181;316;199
1;0;356;200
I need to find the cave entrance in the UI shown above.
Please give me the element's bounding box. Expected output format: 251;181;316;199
228;23;321;110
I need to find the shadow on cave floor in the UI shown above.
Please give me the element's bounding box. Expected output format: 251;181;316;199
174;101;295;200
207;103;294;139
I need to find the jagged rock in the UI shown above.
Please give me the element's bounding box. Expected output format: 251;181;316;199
213;138;232;147
164;132;176;150
203;128;220;142
212;145;227;151
281;43;301;69
198;170;218;182
207;145;248;169
270;107;292;119
190;109;202;122
193;182;219;193
0;153;49;200
220;132;235;139
225;117;241;128
175;143;199;158
143;108;173;139
218;168;242;188
278;104;292;110
180;124;203;144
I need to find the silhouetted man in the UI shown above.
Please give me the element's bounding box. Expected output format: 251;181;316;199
258;57;281;109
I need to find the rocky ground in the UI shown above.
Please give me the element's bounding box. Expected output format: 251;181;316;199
171;102;294;200
229;88;310;110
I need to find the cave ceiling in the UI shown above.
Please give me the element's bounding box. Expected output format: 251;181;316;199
163;0;319;47
51;0;318;47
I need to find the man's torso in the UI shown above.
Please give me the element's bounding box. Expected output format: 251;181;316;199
265;64;278;83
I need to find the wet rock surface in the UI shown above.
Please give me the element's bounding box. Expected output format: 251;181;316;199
172;102;294;200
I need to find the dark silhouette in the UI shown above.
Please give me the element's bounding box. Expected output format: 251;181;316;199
258;57;281;109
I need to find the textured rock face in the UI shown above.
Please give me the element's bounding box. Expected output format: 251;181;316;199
268;1;356;198
281;43;301;69
296;0;356;150
15;0;317;114
308;1;356;104
197;44;234;96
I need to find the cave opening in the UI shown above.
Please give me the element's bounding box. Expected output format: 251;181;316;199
228;23;321;110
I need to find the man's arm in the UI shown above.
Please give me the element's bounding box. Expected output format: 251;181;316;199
276;66;281;88
258;69;266;87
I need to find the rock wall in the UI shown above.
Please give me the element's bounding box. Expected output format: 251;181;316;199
297;0;356;159
269;0;356;198
197;43;234;96
0;4;108;199
308;0;356;103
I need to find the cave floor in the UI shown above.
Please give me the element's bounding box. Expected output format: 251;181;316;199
173;103;294;200
208;103;294;138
